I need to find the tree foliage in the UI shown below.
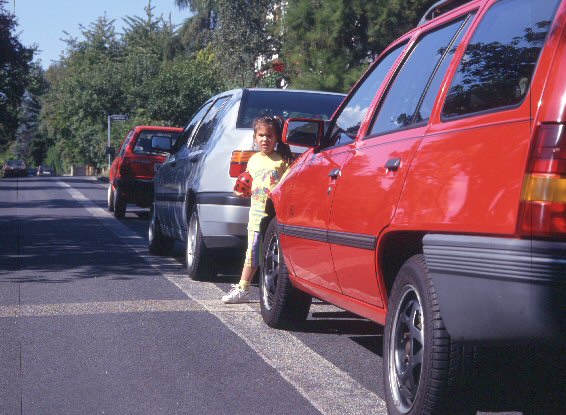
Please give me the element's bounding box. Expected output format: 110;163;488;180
0;0;36;151
41;2;224;171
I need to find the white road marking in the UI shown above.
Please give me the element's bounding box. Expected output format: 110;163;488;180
57;179;388;415
0;300;203;318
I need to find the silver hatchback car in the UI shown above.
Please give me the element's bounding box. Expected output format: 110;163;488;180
149;88;345;280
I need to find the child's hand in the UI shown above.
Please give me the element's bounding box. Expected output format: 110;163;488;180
234;190;244;197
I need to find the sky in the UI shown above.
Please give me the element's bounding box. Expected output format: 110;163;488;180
7;0;192;69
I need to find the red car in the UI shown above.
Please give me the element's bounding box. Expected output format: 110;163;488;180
108;126;182;218
259;0;566;413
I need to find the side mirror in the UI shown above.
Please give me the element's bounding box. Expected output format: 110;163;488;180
283;118;324;148
151;136;172;153
105;146;115;157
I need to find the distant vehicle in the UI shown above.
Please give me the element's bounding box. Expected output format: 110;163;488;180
149;88;345;281
107;126;183;219
37;165;56;176
2;159;27;178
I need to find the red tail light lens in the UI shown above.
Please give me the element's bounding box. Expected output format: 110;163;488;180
519;123;566;236
230;150;256;177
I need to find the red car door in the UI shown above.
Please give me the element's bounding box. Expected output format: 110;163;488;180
282;42;407;293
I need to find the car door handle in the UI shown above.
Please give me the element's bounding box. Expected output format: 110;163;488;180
385;158;401;171
328;168;340;179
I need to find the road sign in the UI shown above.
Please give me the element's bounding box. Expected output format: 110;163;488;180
110;114;128;121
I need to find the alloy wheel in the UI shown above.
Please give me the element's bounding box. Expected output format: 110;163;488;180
388;284;425;413
262;231;280;311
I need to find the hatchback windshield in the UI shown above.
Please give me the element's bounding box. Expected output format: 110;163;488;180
237;91;344;128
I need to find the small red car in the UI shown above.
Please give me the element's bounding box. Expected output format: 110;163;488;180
259;0;566;413
108;126;182;218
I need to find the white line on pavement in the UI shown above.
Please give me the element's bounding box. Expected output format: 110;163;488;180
57;179;388;415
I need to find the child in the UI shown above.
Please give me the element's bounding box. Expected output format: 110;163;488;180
222;115;293;303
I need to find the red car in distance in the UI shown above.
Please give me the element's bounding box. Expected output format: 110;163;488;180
108;126;182;218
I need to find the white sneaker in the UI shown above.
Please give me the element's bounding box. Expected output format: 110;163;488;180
222;284;250;303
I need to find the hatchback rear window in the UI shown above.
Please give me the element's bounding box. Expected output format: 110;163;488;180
237;91;344;128
442;0;560;118
133;131;181;155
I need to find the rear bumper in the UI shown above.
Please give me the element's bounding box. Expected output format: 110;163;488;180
196;192;250;248
423;234;566;343
115;178;153;207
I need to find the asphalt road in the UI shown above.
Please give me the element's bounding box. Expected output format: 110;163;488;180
0;175;559;415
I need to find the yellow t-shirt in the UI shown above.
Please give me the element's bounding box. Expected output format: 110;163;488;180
247;152;288;231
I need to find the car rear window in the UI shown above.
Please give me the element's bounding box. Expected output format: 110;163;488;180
237;91;344;128
133;130;181;155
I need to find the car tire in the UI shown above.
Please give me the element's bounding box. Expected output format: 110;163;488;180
113;185;126;219
384;254;476;415
148;203;174;255
185;207;215;281
107;184;115;212
259;217;311;328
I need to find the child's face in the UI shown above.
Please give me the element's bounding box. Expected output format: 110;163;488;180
254;123;277;155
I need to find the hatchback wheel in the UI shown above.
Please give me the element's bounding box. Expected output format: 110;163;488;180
107;184;115;212
113;185;126;219
186;207;214;281
259;217;311;328
384;254;476;415
148;203;174;255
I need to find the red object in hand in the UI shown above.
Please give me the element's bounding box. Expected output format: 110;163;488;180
234;171;253;197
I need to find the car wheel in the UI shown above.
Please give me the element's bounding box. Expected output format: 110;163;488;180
259;217;311;328
148;203;174;255
107;184;115;212
185;207;215;281
113;185;126;219
384;254;476;415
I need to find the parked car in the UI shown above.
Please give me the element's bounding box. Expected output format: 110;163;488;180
2;159;27;178
37;165;56;176
260;0;566;414
149;88;345;280
108;126;182;218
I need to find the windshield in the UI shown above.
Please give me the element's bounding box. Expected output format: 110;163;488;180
237;91;344;128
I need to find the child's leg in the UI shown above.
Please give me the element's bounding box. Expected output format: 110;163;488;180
222;230;260;303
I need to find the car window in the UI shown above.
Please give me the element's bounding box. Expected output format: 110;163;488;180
133;131;181;155
417;14;475;124
325;42;405;149
118;130;135;157
171;101;213;154
442;0;560;119
369;17;470;136
190;96;231;148
237;91;344;128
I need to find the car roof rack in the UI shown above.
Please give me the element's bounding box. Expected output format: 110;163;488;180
418;0;472;26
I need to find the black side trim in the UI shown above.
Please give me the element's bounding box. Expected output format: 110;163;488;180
279;224;376;250
196;192;250;207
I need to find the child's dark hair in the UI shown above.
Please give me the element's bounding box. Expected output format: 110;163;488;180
253;115;294;164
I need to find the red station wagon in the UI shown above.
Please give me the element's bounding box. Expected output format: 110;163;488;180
258;0;566;414
108;126;182;218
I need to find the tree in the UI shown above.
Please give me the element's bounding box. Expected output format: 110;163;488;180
280;0;436;92
0;0;35;150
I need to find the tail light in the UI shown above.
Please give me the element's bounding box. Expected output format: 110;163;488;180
519;123;566;237
230;150;256;177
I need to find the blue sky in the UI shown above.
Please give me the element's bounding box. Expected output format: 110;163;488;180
8;0;192;68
